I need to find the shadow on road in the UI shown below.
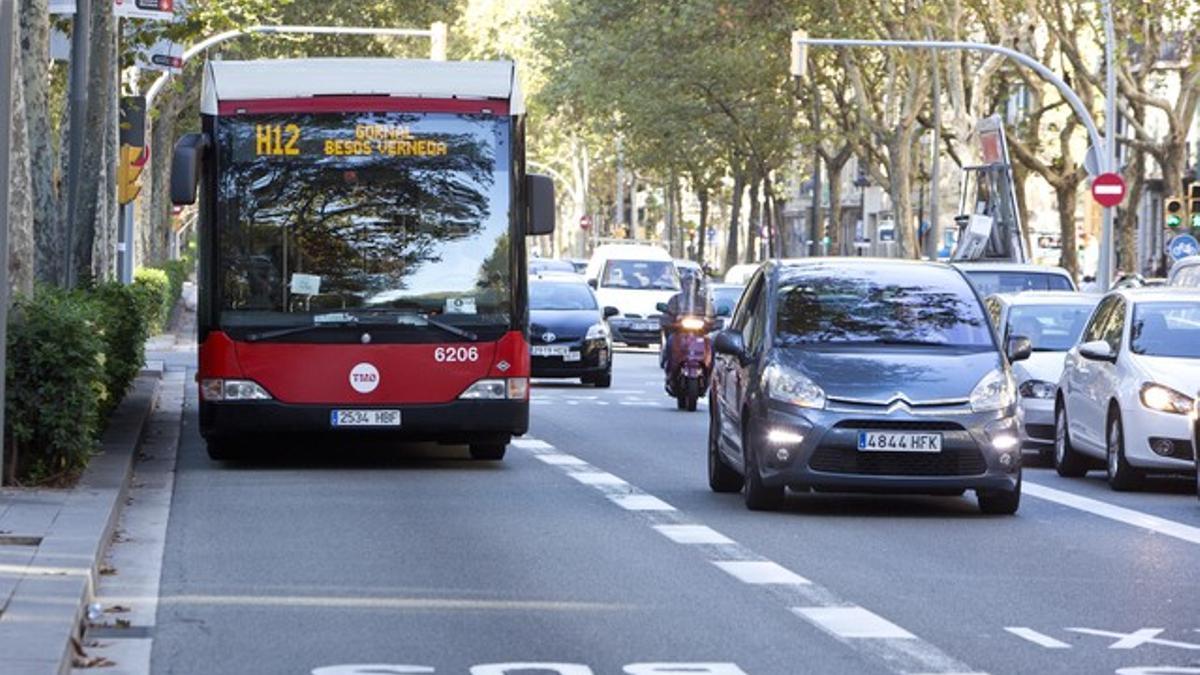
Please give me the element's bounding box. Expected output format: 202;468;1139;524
207;438;509;472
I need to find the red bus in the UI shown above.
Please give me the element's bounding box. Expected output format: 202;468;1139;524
169;58;555;461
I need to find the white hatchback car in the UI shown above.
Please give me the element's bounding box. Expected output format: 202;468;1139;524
1055;288;1200;490
984;291;1099;460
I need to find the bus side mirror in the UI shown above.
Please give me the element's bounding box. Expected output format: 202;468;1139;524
526;174;556;236
171;132;210;206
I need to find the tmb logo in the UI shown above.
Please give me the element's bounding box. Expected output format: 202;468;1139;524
349;363;380;394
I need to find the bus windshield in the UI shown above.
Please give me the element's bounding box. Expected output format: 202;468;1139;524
215;111;512;332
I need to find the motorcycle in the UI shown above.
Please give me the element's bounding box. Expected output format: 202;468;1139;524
663;315;713;412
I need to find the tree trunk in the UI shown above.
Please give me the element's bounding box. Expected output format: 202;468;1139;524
1011;162;1033;261
764;173;786;258
1161;136;1188;199
696;186;708;265
20;0;60;286
70;0;116;284
8;44;35;298
1118;148;1145;276
1056;184;1079;281
746;174;760;263
887;135;917;258
825;155;850;256
144;89;186;265
724;169;744;271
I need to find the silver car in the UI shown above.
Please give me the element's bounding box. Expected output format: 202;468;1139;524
710;259;1030;514
983;292;1100;461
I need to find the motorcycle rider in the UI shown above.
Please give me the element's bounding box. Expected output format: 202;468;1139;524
659;268;715;368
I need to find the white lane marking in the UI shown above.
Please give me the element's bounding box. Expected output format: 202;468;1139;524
653;524;734;545
794;606;916;639
610;494;676;511
519;438;981;675
512;438;554;451
1005;627;1072;649
714;560;811;585
1066;627;1200;650
1025;482;1200;546
535;453;589;466
570;472;628;487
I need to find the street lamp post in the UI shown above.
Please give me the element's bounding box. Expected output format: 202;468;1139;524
792;32;1118;287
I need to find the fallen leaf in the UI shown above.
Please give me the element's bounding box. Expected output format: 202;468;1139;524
98;565;116;576
114;618;131;629
104;605;130;613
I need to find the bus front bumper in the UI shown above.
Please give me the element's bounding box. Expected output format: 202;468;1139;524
200;399;529;444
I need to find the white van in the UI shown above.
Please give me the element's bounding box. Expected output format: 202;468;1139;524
586;244;679;346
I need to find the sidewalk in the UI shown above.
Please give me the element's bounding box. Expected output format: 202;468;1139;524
0;304;193;674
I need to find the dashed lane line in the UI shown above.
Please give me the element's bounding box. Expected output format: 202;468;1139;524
1024;481;1200;546
511;437;984;675
1004;627;1072;649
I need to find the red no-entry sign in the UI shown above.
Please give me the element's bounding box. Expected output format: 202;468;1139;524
1091;173;1126;208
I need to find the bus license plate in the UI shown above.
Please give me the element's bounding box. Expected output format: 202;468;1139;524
857;431;942;452
331;409;401;428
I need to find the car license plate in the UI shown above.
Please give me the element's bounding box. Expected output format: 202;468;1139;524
531;345;571;357
857;431;942;452
331;409;401;427
562;351;581;362
633;321;658;331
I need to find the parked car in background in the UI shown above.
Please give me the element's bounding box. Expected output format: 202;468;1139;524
1168;256;1200;288
709;283;745;331
954;262;1076;297
984;292;1100;461
724;263;760;285
585;244;679;347
567;258;590;275
529;273;615;387
709;259;1028;514
1055;288;1200;490
529;258;577;275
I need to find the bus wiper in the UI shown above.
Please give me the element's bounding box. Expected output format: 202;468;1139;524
245;313;359;342
397;312;478;342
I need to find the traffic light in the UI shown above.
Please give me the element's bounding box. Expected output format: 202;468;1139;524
1165;197;1183;229
118;145;147;204
118;96;147;205
1189;183;1200;230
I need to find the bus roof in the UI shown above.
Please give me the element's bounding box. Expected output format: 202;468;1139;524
201;58;523;115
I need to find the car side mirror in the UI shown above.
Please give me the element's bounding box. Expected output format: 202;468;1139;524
587;278;597;289
716;305;732;318
525;174;555;236
1078;340;1116;362
1006;335;1033;362
656;302;669;313
713;330;746;362
171;132;210;206
603;306;619;319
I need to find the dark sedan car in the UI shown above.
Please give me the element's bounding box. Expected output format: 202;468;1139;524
529;274;616;387
709;259;1030;513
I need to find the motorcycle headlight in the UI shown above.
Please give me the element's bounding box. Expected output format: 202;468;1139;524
585;322;609;341
1018;379;1057;400
1139;383;1193;415
680;317;706;331
764;363;825;410
970;369;1016;413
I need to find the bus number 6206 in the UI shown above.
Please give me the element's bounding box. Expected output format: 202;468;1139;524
435;346;479;363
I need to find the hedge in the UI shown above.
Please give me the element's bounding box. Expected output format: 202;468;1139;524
4;257;196;483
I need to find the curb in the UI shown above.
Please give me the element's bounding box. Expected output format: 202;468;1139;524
0;367;163;675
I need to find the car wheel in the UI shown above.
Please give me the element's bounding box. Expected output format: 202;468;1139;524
1106;410;1140;492
469;443;507;461
1054;403;1088;478
743;422;784;511
708;400;743;493
977;471;1021;515
206;438;240;461
592;371;612;388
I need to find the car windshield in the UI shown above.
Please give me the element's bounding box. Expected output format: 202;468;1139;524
711;286;743;316
963;271;1074;297
1130;302;1200;358
1005;304;1096;351
215;111;511;331
776;268;994;349
601;259;679;290
530;282;598;311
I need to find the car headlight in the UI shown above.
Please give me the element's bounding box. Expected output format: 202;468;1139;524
1139;383;1193;415
970;368;1016;412
1018;379;1057;400
585;322;609;340
764;363;825;409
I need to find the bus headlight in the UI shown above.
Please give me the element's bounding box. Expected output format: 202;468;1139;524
200;379;273;401
459;378;529;400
